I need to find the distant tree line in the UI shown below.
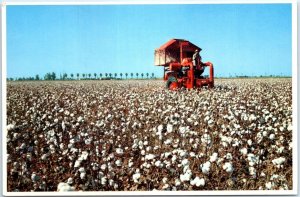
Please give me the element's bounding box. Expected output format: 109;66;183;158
7;72;157;81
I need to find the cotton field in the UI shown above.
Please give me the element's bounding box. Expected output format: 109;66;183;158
6;78;293;192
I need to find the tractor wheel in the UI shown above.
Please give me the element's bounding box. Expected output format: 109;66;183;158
166;76;179;90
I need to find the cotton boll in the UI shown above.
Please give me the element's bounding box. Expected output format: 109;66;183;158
181;159;190;166
249;166;257;178
225;153;233;160
247;139;252;146
167;124;173;133
115;159;122;167
180;171;192;182
272;157;286;168
222;162;234;173
57;182;75;192
128;161;134;168
209;152;218;162
132;172;141;183
201;134;211;145
190;177;205;187
116;148;124;155
240;147;247;155
200;161;211;174
265;182;273;190
145;154;155;160
80;172;86;179
269;134;275;140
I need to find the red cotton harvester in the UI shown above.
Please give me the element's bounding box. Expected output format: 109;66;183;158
154;39;214;90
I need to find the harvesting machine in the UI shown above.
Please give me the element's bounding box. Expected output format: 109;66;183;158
154;39;214;90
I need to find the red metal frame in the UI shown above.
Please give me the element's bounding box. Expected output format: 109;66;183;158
156;39;214;90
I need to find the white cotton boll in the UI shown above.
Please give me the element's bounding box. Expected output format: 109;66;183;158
226;153;233;160
164;152;172;158
279;127;284;132
200;161;211;174
190;152;196;157
265;182;273;190
80;172;86;179
167;124;173;133
289;142;292;150
262;131;268;137
247;139;252;146
247;154;259;166
77;116;83;122
57;182;75;192
179;150;188;158
128;161;134;168
270;174;279;180
269;134;275;140
201;134;211;145
54;118;59;123
101;177;107;185
180;172;192;182
171;155;177;163
31;173;39;182
162;177;168;184
276;146;285;153
141;149;146;155
41;154;48;161
181;159;190;166
109;179;114;186
116;148;124;155
74;160;81;168
272;157;286;168
132;172;141;183
240;148;248;155
175;179;181;186
158;125;164;132
143;141;149;146
190;177;205;187
209;152;218;162
145;154;155;160
115;159;122;167
287;124;292;131
78;167;85;173
164;139;172;145
155;160;163;168
249;167;257;177
223;162;234;173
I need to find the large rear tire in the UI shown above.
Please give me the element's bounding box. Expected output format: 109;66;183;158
166;76;179;90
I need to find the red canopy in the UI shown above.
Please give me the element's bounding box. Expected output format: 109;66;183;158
154;39;201;66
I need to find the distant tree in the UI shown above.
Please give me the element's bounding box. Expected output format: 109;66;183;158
125;73;128;79
99;73;103;79
94;73;97;79
71;73;74;79
109;73;112;78
105;73;108;78
141;73;144;79
136;73;139;79
63;73;68;80
88;73;91;79
146;73;149;78
114;73;117;79
77;73;80;80
82;73;86;79
51;72;56;80
151;73;155;78
35;74;40;81
131;73;134;79
120;73;123;79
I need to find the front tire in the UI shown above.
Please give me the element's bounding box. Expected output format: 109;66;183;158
166;76;179;90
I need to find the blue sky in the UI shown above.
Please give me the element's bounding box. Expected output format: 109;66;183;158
7;4;292;78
